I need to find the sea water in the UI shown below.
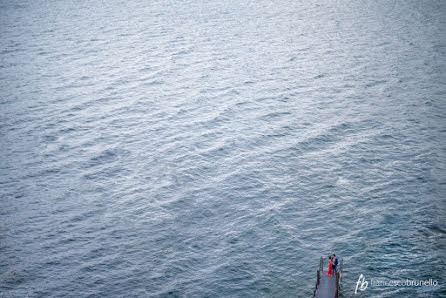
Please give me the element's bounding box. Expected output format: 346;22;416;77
1;0;445;296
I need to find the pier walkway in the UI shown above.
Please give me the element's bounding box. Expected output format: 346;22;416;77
313;257;342;298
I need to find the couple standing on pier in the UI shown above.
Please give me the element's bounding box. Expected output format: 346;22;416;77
327;254;338;276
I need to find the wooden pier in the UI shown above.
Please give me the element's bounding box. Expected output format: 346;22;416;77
313;256;343;298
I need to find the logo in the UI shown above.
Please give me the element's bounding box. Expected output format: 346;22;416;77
355;274;368;294
354;274;439;294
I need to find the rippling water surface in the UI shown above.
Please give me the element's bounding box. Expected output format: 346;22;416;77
1;0;446;297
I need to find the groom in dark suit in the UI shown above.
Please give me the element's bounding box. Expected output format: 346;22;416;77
332;254;338;275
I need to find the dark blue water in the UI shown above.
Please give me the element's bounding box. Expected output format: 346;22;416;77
1;0;446;297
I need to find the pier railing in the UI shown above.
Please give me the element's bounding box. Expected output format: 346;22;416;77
313;257;323;297
336;259;343;296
